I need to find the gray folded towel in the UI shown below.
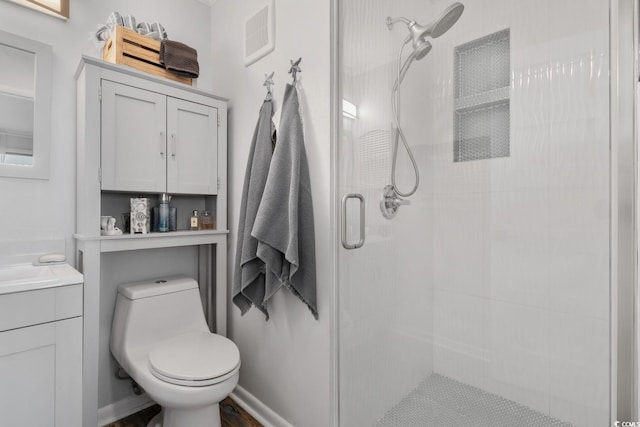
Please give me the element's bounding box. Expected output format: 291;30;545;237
252;84;318;319
159;40;199;78
94;12;167;42
136;22;167;41
95;11;124;41
233;100;276;318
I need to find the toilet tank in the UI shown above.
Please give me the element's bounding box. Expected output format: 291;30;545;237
110;276;209;363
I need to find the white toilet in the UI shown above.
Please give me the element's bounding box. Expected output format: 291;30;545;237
110;276;240;427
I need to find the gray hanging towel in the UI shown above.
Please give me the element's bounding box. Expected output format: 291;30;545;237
252;84;318;319
233;100;276;318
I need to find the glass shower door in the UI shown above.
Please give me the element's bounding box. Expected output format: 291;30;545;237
338;4;436;425
337;0;611;426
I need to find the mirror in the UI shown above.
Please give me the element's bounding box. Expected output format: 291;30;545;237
0;30;51;180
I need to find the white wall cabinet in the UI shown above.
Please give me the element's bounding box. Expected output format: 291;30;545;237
0;285;83;427
101;80;218;195
167;97;218;194
101;81;167;193
75;56;228;427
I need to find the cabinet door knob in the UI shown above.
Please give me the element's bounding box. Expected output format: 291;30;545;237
160;131;165;156
171;133;177;158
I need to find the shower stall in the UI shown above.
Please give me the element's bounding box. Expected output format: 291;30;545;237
334;0;636;425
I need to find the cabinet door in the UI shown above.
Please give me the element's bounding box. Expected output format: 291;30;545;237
101;80;167;192
166;98;218;195
0;317;82;427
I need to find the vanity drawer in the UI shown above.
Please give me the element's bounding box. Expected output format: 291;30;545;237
0;284;82;332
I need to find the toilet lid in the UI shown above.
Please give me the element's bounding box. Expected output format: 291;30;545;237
148;331;240;386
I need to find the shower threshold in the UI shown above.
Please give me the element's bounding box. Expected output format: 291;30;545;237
373;374;573;427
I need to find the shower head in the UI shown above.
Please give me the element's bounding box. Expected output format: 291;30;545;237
423;2;465;39
412;38;432;60
387;2;464;47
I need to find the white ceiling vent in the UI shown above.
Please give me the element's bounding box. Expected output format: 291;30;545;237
244;0;275;67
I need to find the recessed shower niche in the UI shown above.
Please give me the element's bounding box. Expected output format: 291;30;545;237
454;28;510;162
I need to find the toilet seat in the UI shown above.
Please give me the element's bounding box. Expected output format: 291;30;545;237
148;331;240;387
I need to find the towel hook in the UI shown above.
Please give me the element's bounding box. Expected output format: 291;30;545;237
289;57;302;84
263;72;275;101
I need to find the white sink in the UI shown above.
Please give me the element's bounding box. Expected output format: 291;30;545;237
0;263;83;295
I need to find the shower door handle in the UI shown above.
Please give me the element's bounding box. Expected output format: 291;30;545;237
341;193;365;249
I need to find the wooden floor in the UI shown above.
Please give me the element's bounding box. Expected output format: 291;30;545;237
104;397;262;427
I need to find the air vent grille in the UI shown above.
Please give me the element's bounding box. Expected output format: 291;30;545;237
244;1;275;67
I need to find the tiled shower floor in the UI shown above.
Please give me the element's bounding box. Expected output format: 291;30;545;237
373;374;574;427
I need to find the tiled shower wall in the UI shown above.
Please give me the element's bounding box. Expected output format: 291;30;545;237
422;1;609;426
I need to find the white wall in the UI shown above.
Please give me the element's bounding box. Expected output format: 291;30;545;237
210;1;332;426
0;0;213;261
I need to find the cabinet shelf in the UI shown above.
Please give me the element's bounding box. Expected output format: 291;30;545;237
74;229;229;253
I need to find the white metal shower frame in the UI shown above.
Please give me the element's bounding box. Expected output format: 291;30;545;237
611;0;637;421
329;0;640;425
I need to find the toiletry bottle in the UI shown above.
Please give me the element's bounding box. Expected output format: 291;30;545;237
130;196;149;234
158;193;171;232
169;207;177;231
200;211;214;230
190;210;199;231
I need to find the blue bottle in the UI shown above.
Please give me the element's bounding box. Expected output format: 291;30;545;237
158;193;171;232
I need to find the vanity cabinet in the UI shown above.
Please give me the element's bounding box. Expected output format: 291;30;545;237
101;80;219;195
0;284;83;427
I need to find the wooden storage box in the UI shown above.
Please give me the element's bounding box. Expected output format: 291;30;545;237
102;26;192;86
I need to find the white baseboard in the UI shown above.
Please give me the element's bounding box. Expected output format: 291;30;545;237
98;393;154;426
97;386;290;427
231;385;293;427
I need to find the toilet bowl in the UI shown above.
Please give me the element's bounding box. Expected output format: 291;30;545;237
110;276;240;427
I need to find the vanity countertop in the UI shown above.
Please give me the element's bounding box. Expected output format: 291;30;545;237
0;263;83;295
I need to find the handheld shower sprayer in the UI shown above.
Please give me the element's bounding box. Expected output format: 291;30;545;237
394;40;432;92
381;2;464;219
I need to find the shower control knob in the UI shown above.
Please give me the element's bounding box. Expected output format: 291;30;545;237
394;196;410;206
380;185;410;219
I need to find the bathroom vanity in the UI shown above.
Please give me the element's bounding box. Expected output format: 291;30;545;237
0;263;83;427
74;57;228;427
